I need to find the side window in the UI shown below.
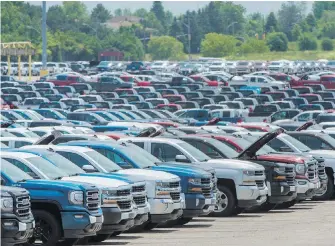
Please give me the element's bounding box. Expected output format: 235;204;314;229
132;142;144;148
10;132;25;137
1;141;9;146
14;141;32;148
293;135;330;150
272;111;287;121
267;138;292;152
297;113;310;122
52;137;85;145
32;131;46;137
151;143;185;162
258;78;265;82
95;149;133;169
185;140;222;158
250;77;256;82
312;113;321;119
57;151;90;168
3;158;37;177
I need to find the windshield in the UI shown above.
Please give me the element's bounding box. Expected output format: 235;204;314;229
26;156;68;179
1;160;33;182
42;153;85;176
236;136;276;155
118;145;157;167
280;135;311;152
238;62;249;66
177;142;211;162
85;150;122;172
207;139;239;158
270;62;281;66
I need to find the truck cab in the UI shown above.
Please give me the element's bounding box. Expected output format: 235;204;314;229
1;184;35;246
1;158;103;245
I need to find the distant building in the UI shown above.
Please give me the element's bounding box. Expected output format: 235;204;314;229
105;16;141;30
98;50;124;61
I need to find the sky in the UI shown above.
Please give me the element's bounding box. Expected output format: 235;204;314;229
31;1;313;15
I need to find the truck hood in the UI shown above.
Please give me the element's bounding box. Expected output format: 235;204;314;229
160;162;215;174
151;165;211;178
309;150;335;159
256;154;309;164
79;173;139;184
206;159;264;171
237;128;284;159
18;179;98;191
116;169;180;182
62;176;129;188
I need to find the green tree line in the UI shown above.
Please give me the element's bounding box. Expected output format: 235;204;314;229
1;1;335;61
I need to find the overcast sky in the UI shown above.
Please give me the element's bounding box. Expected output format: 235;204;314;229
34;1;313;15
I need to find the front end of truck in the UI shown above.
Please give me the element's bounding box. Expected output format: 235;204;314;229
1;187;35;246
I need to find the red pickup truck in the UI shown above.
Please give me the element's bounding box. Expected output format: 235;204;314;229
290;75;335;89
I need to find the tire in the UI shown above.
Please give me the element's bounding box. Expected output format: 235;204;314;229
276;200;296;209
175;217;192;226
26;209;62;246
75;237;89;245
233;207;244;215
89;234;111;243
259;202;277;212
211;185;236;217
127;224;146;233
110;231;122;237
144;222;159;230
60;239;79;246
313;175;334;201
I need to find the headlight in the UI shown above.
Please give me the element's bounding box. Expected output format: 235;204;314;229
243;170;255;176
69;191;84;205
1;197;13;212
156;181;171;190
274;167;286;173
188;178;202;185
296;164;306;175
101;189;118;206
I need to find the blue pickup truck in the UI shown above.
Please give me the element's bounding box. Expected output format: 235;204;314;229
1;184;35;246
63;140;217;225
1;157;104;246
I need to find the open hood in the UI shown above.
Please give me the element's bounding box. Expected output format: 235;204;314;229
205;117;220;126
33;130;63;145
237;128;285;159
296;120;314;131
136;126;165;137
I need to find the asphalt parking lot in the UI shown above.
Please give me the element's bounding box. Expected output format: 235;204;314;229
94;201;335;246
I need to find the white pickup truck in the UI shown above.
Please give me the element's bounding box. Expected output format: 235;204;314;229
230;75;289;89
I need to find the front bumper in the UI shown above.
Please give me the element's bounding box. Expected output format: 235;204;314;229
1;217;34;246
98;207;136;234
62;212;104;238
296;179;320;201
183;193;216;218
268;181;297;204
148;198;183;223
133;205;150;226
236;185;268;208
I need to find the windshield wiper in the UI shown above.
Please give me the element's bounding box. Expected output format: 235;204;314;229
17;179;29;182
53;176;63;180
69;173;81;177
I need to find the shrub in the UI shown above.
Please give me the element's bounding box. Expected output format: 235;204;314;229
321;38;334;51
298;33;318;51
266;32;289;51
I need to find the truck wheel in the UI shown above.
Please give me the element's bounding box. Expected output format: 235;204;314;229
26;209;61;246
144;222;159;230
259;202;276;212
276;200;296;209
233;207;244;215
110;231;122;237
212;186;236;217
175;217;192;225
89;234;111;243
313;176;334;201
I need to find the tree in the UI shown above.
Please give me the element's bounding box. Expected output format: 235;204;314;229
266;32;288;51
148;36;186;60
305;13;317;31
134;8;148;18
47;5;66;31
321;38;334;51
278;2;307;40
291;24;302;41
91;3;111;23
321;22;335;39
239;39;269;54
151;1;166;31
201;33;238;57
313;1;335;19
265;12;278;33
298;33;318;51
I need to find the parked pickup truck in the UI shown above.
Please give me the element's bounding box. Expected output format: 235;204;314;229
1;158;104;246
62;141;216;225
1;184;35;246
246;104;281;122
230;75;290;89
290;75;335;89
120;137;268;216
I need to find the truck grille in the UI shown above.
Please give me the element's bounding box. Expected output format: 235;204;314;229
86;190;100;210
117;189;131;196
255;171;264;176
132;185;145;193
285;167;295;186
255;180;265;189
169;182;180;188
202;187;212;198
201;178;211;185
117;200;132;210
317;162;326;178
133;196;146;207
170;192;180;201
307;162;318;181
16;195;31;218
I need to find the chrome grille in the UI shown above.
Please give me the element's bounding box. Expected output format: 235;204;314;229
307;162;317;181
86;190;100;210
255;180;265;189
117;200;132;210
169;182;180;188
201;178;211;185
285;167;295;186
132;185;145;193
170;192;180;201
117;189;131;196
202;187;212;198
318;162;326;178
133;196;146;207
16;195;31;217
255;171;264;176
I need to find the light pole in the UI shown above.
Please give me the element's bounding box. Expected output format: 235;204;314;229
183;16;191;61
83;23;98;38
42;1;47;71
227;21;238;36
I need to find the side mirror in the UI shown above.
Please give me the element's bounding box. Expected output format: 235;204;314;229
175;155;190;163
82;165;97;173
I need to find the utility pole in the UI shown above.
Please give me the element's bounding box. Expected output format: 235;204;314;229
183;16;191;60
42;1;47;70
